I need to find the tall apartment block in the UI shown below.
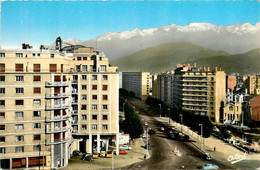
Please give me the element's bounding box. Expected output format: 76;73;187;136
244;75;260;95
156;64;226;124
122;72;150;101
0;39;119;169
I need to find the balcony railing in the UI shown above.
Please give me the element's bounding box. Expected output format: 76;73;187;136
71;110;78;115
45;115;70;122
72;129;78;133
72;89;78;94
45;93;70;99
45;137;72;145
46;127;70;133
45;104;70;110
45;81;70;87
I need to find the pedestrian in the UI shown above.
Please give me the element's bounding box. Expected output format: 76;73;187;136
213;146;216;151
144;154;146;160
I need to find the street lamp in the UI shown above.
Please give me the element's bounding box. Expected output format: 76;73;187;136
168;108;170;124
159;104;161;117
145;124;149;156
199;123;203;144
179;114;183;132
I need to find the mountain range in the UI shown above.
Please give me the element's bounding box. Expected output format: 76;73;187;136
52;22;260;60
110;42;260;75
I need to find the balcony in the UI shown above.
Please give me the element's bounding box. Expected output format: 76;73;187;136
45;104;70;110
72;129;78;133
45;93;70;99
46;126;70;133
72;89;78;94
45;115;70;122
46;137;72;145
72;119;78;125
72;80;78;84
45;81;70;87
71;110;78;115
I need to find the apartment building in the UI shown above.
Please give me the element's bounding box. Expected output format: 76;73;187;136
151;74;158;98
244;75;260;95
156;64;226;124
122;72;150;101
0;40;119;169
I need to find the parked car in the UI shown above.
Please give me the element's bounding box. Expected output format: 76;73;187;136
81;154;94;162
92;153;99;159
201;153;213;160
119;149;128;155
120;145;132;150
106;151;113;158
202;164;219;169
144;144;151;150
99;151;106;157
148;129;156;134
73;150;81;156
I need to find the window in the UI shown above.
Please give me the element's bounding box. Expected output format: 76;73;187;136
103;115;108;120
76;65;81;72
15;64;23;72
82;75;87;80
92;105;97;110
33;99;41;105
92;95;97;100
16;88;24;94
77;57;81;61
0;137;5;142
33;123;41;129
100;65;106;72
92;85;97;90
0;112;4;119
0;125;5;130
15;112;23;118
82;115;87;120
0;64;5;73
34;145;41;151
229;106;233;111
50;54;54;58
82;65;87;72
82;85;87;90
37;53;40;57
54;76;61;82
103;105;108;110
49;64;57;72
211;77;214;81
15;76;24;82
92;115;97;120
90;65;94;72
92;75;97;80
103;125;108;130
82;125;87;130
103;95;108;101
0;76;5;82
103;75;108;81
15;100;24;106
0;100;5;106
15;135;24;141
237;106;239;111
33;76;41;81
34;135;41;141
32;53;35;57
0;88;5;94
15;124;24;130
16;53;23;58
81;105;87;110
33;87;41;94
33;64;40;72
92;125;97;130
0;53;5;58
61;64;63;72
15;146;24;153
102;85;108;91
83;57;87;60
82;95;87;100
0;147;5;154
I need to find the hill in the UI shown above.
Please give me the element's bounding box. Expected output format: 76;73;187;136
110;42;230;73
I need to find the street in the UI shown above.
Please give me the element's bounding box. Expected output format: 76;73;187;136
125;115;237;169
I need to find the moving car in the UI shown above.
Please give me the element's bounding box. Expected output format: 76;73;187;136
201;153;213;160
202;164;219;169
120;145;132;150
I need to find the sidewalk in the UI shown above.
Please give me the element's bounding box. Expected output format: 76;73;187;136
63;138;147;169
157;117;260;166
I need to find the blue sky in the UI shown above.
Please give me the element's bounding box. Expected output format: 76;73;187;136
1;1;259;48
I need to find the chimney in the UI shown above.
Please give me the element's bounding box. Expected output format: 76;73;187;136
40;45;45;50
22;43;26;49
207;67;210;71
187;63;191;68
219;67;222;71
215;67;218;72
203;66;206;72
194;63;197;68
199;67;202;71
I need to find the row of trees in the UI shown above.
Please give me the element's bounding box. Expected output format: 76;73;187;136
146;96;213;137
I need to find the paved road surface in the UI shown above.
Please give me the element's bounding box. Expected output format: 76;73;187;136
126;115;239;169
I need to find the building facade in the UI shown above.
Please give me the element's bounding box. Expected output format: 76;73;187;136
122;72;150;101
0;43;119;169
244;75;260;95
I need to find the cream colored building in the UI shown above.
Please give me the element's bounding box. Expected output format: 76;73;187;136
0;42;119;169
243;75;260;95
223;102;242;125
122;72;150;101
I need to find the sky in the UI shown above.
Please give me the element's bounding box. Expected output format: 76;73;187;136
1;0;259;48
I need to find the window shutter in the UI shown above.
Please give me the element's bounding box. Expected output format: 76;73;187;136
49;64;57;72
0;64;5;72
15;64;23;72
33;64;40;72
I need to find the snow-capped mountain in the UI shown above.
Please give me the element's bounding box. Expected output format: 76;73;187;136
54;23;260;60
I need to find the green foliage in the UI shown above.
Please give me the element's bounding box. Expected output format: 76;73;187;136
120;103;143;138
